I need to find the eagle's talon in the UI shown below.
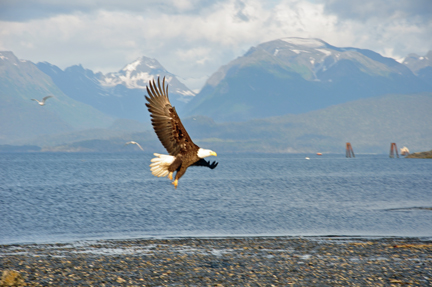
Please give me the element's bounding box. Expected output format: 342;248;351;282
172;179;178;189
168;172;173;181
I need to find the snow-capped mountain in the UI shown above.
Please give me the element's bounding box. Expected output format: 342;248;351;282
101;56;194;102
403;50;432;73
267;37;337;80
402;50;432;84
37;56;195;122
184;37;432;122
247;37;413;82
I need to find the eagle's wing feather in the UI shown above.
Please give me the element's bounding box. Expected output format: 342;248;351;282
145;77;197;156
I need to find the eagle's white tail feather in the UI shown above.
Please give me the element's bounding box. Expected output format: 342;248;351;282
150;153;175;177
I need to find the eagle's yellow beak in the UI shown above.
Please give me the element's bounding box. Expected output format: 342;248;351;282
211;151;217;157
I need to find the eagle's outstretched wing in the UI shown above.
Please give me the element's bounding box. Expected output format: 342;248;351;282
145;77;197;156
191;159;219;169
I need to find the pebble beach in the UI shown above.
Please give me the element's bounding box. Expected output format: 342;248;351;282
1;236;431;286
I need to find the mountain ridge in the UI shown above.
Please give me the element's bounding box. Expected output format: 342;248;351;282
36;56;195;122
183;37;432;122
2;38;432;152
0;51;114;144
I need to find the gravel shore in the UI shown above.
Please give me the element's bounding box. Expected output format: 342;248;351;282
1;236;431;286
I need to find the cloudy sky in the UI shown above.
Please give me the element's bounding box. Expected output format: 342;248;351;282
1;0;431;91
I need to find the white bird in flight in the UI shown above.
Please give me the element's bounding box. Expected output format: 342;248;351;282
124;141;144;151
31;96;53;106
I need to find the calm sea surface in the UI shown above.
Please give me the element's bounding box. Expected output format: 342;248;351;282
1;152;431;244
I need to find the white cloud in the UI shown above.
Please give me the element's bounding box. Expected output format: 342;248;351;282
321;0;432;22
0;0;431;91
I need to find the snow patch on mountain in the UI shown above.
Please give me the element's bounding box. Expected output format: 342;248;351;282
291;49;309;54
123;59;142;72
101;71;153;89
316;49;332;56
175;89;195;97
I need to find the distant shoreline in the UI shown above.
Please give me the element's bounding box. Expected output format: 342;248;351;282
406;150;432;159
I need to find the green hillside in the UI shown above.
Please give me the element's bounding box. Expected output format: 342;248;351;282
30;93;432;154
182;93;432;154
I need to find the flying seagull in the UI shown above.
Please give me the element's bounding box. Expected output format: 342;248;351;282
31;96;53;106
124;141;144;151
145;77;218;189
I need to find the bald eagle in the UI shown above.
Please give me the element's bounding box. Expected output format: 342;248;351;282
145;77;218;188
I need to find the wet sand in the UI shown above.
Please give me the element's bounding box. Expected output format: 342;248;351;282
1;236;431;286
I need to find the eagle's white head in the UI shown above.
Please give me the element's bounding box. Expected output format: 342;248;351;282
197;148;217;158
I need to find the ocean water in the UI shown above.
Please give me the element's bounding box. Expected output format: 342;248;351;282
1;152;431;244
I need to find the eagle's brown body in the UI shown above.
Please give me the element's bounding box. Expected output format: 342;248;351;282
145;77;217;188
